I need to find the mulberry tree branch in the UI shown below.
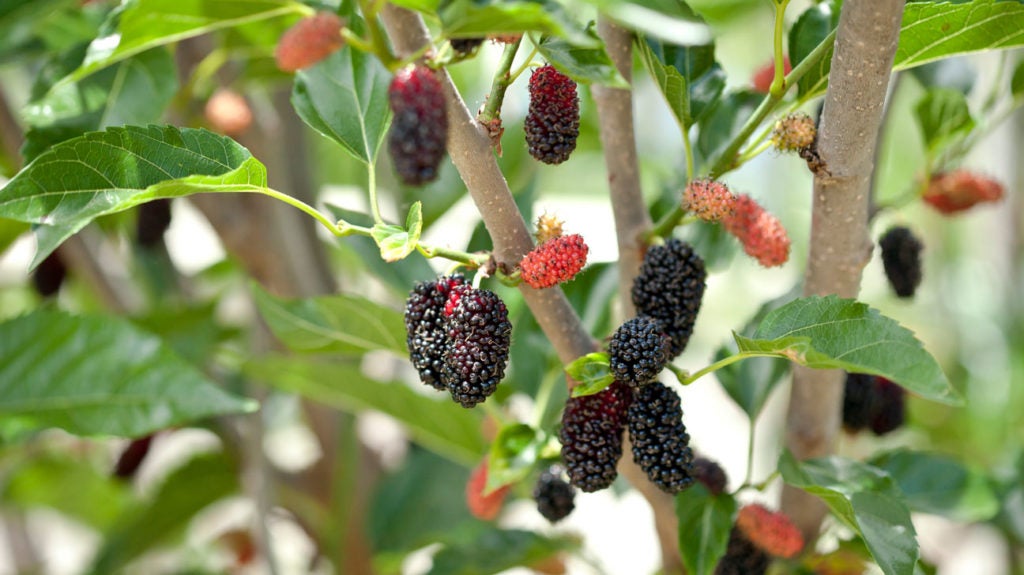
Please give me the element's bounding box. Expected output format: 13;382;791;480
781;0;905;539
380;5;594;364
591;18;683;575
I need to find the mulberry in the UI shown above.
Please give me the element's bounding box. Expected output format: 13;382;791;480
684;179;736;222
533;467;576;523
534;212;564;244
627;381;695;494
736;504;805;559
32;252;67;298
631;239;707;358
751;56;791;94
878;226;923;298
205;89;253;136
692;456;729;496
450;37;484;57
722;194;790;268
136;199;173;248
442;286;512;407
274;12;345;72
772;112;816;152
842;372;875;433
609;317;671;388
870;377;906;436
388;66;448;186
520;233;589;289
715;527;769;575
559;381;632;492
525;65;579;165
404;275;466;390
923;170;1004;214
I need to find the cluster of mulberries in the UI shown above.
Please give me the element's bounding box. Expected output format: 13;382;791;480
878;226;923;298
388;66;449;186
558;380;632;492
626;381;695;494
136;199;173;248
519;233;589;289
923;170;1004;214
842;372;906;436
772;113;816;152
609;317;671;388
684;179;736;222
631;239;707;357
691;456;729;495
274;12;345;72
722;194;790;268
533;467;576;523
525;65;579;165
735;504;805;559
404;277;511;407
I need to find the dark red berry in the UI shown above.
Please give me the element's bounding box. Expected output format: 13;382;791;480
388;66;448;186
878;226;923;298
870;377;906;436
136;198;172;248
691;456;729;496
842;372;875;433
442;286;512;407
631;239;707;358
32;252;67;297
559;380;632;492
404;275;466;390
627;381;695;494
113;434;155;479
609;317;671;388
525;65;579;165
519;233;589;289
533;467;576;523
715;527;770;575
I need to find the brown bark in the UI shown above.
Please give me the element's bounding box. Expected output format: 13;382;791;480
782;1;905;539
592;18;682;575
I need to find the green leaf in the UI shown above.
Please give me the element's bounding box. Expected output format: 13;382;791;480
789;2;837;99
131;304;237;365
4;455;132;530
713;345;790;420
577;0;708;44
486;423;542;492
565;352;614;397
695;90;761;167
369;201;423;262
536;34;628;87
0;310;256;437
251;283;406;355
871;449;999;522
733;295;960;406
69;0;308;81
1012;58;1024;99
637;37;725;130
291;45;391;164
779;451;919;575
914;88;975;155
676;484;737;575
427;528;579;575
22;48;178;162
440;0;597;47
246;356;486;465
894;0;1024;71
0;125;266;266
88;451;239;575
388;0;441;13
0;218;28;256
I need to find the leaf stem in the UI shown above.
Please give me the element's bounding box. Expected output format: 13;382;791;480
478;38;523;124
359;0;398;70
743;414;757;486
366;162;383;225
679;351;783;386
769;0;791;97
416;243;490;267
256;188;343;236
682;125;695;183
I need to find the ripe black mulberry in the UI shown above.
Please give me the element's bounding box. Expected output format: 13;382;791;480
692;456;729;496
388;66;448;186
558;380;632;492
404;275;466;390
442;286;512;407
533;467;576;523
609;317;671;388
524;64;579;165
627;381;695;494
879;226;923;298
631;239;707;357
715;527;770;575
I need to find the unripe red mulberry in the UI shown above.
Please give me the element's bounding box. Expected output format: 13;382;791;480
466;458;510;520
878;226;923;298
519;233;589;289
274;12;345;72
715;527;769;575
388;66;448;186
525;65;579;165
735;504;805;559
204;89;252;136
692;456;729;496
722;194;790;267
626;381;695;494
533;467;576;523
404;275;466;390
684;179;736;222
772;112;816;152
631;239;707;358
923;170;1004;214
442;286;512;407
609;317;671;388
559;380;632;492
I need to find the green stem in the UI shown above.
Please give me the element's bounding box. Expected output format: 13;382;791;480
679;351;782;386
508;43;539;84
478;38;523;124
647;206;685;241
768;0;791;97
366;162;383;225
708;28;837;179
360;0;398;70
743;414;757;486
340;28;375;55
416;243;490;267
682;125;695;183
256;188;343;236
